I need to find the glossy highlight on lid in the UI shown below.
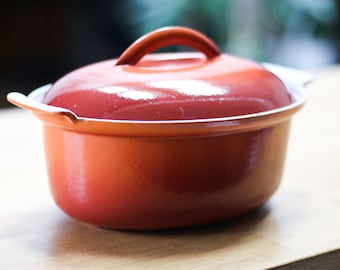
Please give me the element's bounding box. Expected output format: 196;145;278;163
98;86;157;100
148;80;229;96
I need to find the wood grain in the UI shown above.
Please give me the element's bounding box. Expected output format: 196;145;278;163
1;67;340;269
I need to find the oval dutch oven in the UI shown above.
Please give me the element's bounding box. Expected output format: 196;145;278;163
7;26;310;229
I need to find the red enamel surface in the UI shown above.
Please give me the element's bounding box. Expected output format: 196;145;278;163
44;54;291;120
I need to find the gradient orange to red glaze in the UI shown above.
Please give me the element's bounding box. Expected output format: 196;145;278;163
43;121;289;229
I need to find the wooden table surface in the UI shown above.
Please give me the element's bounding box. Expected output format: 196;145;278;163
1;67;340;270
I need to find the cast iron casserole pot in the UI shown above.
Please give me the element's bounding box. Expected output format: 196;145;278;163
7;26;310;229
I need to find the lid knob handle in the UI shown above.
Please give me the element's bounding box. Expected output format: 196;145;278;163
115;26;221;66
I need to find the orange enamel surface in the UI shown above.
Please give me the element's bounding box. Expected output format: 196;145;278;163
43;120;290;229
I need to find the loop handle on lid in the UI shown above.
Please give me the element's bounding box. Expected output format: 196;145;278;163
115;26;221;66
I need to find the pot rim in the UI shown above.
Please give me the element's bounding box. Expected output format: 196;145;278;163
7;63;311;137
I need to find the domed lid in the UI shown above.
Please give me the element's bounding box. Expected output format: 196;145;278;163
43;26;292;121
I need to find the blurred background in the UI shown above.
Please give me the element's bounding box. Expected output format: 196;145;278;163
1;0;339;108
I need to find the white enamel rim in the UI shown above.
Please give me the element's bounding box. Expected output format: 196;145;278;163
8;63;312;125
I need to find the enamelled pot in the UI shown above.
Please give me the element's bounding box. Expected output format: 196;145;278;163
7;26;311;229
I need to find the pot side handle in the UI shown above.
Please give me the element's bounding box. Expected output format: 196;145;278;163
262;62;313;88
115;26;221;66
7;87;78;123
